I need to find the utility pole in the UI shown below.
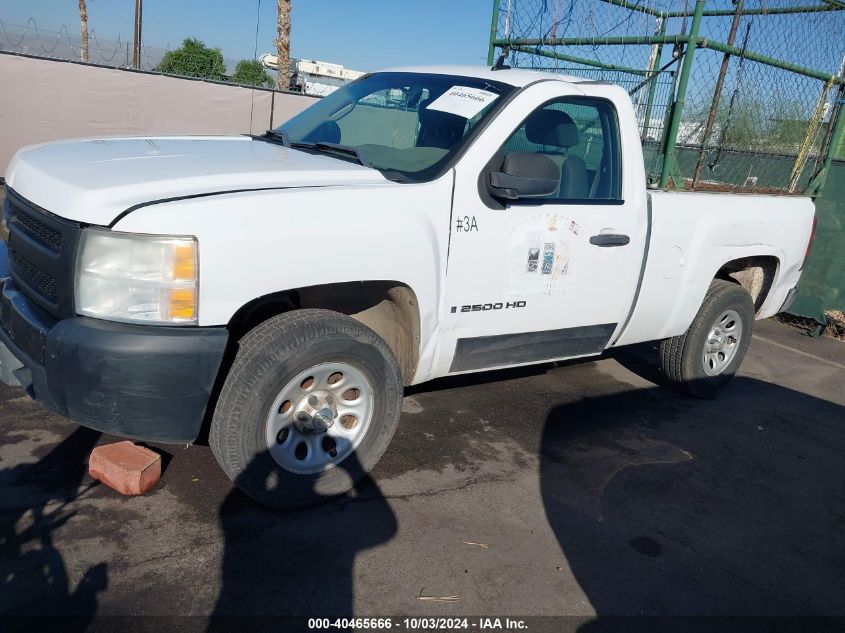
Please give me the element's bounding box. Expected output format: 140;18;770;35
504;0;512;38
132;0;143;69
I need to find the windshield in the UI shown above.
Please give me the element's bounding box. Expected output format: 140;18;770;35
274;72;515;181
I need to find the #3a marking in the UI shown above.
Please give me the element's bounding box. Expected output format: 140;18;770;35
450;300;527;313
456;215;478;232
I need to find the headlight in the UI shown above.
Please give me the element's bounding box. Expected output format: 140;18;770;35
75;229;199;325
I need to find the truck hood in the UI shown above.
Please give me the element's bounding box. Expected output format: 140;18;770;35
5;135;388;225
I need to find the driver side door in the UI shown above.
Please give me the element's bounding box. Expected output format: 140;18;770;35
437;83;648;376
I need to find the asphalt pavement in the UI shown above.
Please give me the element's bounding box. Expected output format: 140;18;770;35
1;318;844;631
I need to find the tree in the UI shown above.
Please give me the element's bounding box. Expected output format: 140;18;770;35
231;59;274;88
720;100;762;151
78;0;89;63
275;0;291;90
155;38;226;81
768;100;807;151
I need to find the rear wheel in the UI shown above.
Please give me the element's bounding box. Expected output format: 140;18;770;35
210;309;403;508
659;279;754;398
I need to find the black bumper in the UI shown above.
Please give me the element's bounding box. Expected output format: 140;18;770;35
0;255;228;443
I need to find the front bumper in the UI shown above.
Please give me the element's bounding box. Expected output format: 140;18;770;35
0;247;228;443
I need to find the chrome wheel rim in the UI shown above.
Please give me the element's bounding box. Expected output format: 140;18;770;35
702;309;743;376
265;362;374;475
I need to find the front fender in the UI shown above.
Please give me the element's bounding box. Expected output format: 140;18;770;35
112;178;454;378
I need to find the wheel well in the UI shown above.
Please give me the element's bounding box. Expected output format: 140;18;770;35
227;281;421;385
714;256;779;313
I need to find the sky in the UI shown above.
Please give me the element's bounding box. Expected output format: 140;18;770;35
0;0;496;71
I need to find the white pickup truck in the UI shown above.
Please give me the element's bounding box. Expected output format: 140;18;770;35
0;65;815;507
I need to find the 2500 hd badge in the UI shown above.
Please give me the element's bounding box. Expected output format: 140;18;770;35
450;300;527;313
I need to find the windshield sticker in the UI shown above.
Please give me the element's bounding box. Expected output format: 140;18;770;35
426;86;499;119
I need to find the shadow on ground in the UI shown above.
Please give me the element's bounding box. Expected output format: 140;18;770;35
0;427;106;631
208;451;397;631
540;347;845;628
1;339;844;629
204;348;845;628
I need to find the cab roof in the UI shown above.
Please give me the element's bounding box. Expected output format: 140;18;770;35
378;65;591;87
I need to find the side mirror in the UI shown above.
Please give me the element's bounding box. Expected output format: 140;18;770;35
489;152;559;200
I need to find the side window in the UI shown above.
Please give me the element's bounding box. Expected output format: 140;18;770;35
501;97;622;202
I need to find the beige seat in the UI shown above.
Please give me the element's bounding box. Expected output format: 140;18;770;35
524;109;589;199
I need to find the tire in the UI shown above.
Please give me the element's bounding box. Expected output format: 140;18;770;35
210;309;403;508
659;279;754;398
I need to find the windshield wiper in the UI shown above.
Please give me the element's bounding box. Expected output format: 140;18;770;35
263;132;374;169
263;129;291;147
290;141;374;169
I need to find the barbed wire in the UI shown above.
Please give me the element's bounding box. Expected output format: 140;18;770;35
90;28;124;64
0;17;78;55
0;17;347;94
0;17;270;87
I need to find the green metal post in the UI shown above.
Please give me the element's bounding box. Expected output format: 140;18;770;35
596;0;664;17
702;39;845;84
493;35;689;47
487;0;501;66
808;94;845;195
835;102;845;158
659;0;706;189
642;17;667;141
667;3;843;16
509;45;649;75
692;0;744;187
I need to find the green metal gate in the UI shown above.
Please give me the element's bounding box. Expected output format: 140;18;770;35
487;0;845;325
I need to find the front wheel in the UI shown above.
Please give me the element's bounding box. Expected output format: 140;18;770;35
210;309;403;508
659;279;754;398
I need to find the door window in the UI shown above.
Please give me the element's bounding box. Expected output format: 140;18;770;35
500;98;622;202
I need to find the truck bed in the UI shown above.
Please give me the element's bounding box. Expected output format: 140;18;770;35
614;190;814;347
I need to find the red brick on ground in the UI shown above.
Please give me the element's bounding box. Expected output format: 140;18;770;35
88;441;162;495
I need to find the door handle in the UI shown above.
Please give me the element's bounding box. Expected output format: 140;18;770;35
589;233;630;247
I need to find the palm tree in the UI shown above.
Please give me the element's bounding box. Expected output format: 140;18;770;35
275;0;291;90
78;0;89;62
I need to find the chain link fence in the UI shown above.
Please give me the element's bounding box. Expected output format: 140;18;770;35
489;0;845;194
530;65;677;176
776;311;845;341
489;0;845;341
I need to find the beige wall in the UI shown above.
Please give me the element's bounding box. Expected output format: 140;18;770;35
0;53;316;174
